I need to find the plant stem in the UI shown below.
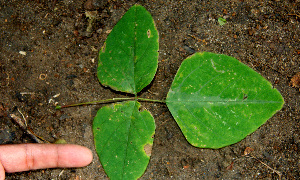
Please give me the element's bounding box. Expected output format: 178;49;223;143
55;97;135;110
137;97;166;103
55;97;166;110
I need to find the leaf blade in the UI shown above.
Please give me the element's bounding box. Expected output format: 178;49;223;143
93;101;155;180
166;52;284;149
97;5;159;94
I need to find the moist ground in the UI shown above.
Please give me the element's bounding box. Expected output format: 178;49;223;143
0;0;299;179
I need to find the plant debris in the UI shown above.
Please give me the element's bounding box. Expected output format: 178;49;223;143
290;72;300;91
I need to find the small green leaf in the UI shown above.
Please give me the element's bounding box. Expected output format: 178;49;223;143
93;101;155;180
166;52;284;149
218;17;226;26
98;5;159;95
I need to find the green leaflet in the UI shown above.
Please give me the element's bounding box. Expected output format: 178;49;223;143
166;52;284;149
93;101;155;180
97;5;159;95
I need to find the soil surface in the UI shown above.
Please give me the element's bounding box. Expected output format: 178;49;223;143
1;0;299;179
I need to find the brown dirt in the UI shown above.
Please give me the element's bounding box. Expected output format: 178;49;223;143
1;0;299;179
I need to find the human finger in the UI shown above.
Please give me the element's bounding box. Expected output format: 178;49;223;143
0;158;4;180
0;143;93;173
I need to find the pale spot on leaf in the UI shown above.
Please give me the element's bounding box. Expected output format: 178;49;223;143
102;43;106;53
144;144;152;157
147;29;151;38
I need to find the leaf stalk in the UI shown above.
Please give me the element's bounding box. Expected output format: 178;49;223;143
55;97;165;110
55;97;135;110
137;98;166;103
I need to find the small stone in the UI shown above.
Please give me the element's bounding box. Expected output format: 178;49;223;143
19;51;26;55
183;45;196;54
84;0;108;10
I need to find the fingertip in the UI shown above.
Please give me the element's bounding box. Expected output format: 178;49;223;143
0;143;93;173
58;144;93;168
76;145;93;166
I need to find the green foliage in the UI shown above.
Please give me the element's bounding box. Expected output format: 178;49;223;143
166;52;284;149
97;4;159;94
67;4;284;180
218;17;226;26
93;101;155;180
94;5;158;179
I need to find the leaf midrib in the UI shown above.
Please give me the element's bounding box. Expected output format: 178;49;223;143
131;5;138;95
167;100;283;104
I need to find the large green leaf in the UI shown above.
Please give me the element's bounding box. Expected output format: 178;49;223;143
93;101;155;180
166;52;284;149
98;5;159;95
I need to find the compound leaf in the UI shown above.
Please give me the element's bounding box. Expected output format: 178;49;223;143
166;52;284;149
93;101;155;180
98;5;159;95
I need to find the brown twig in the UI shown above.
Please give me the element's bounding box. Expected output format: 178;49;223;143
9;110;49;143
287;14;300;18
247;155;282;179
242;147;282;179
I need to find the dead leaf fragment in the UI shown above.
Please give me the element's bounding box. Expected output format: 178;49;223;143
226;161;234;170
290;72;300;90
244;147;254;156
183;165;189;169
